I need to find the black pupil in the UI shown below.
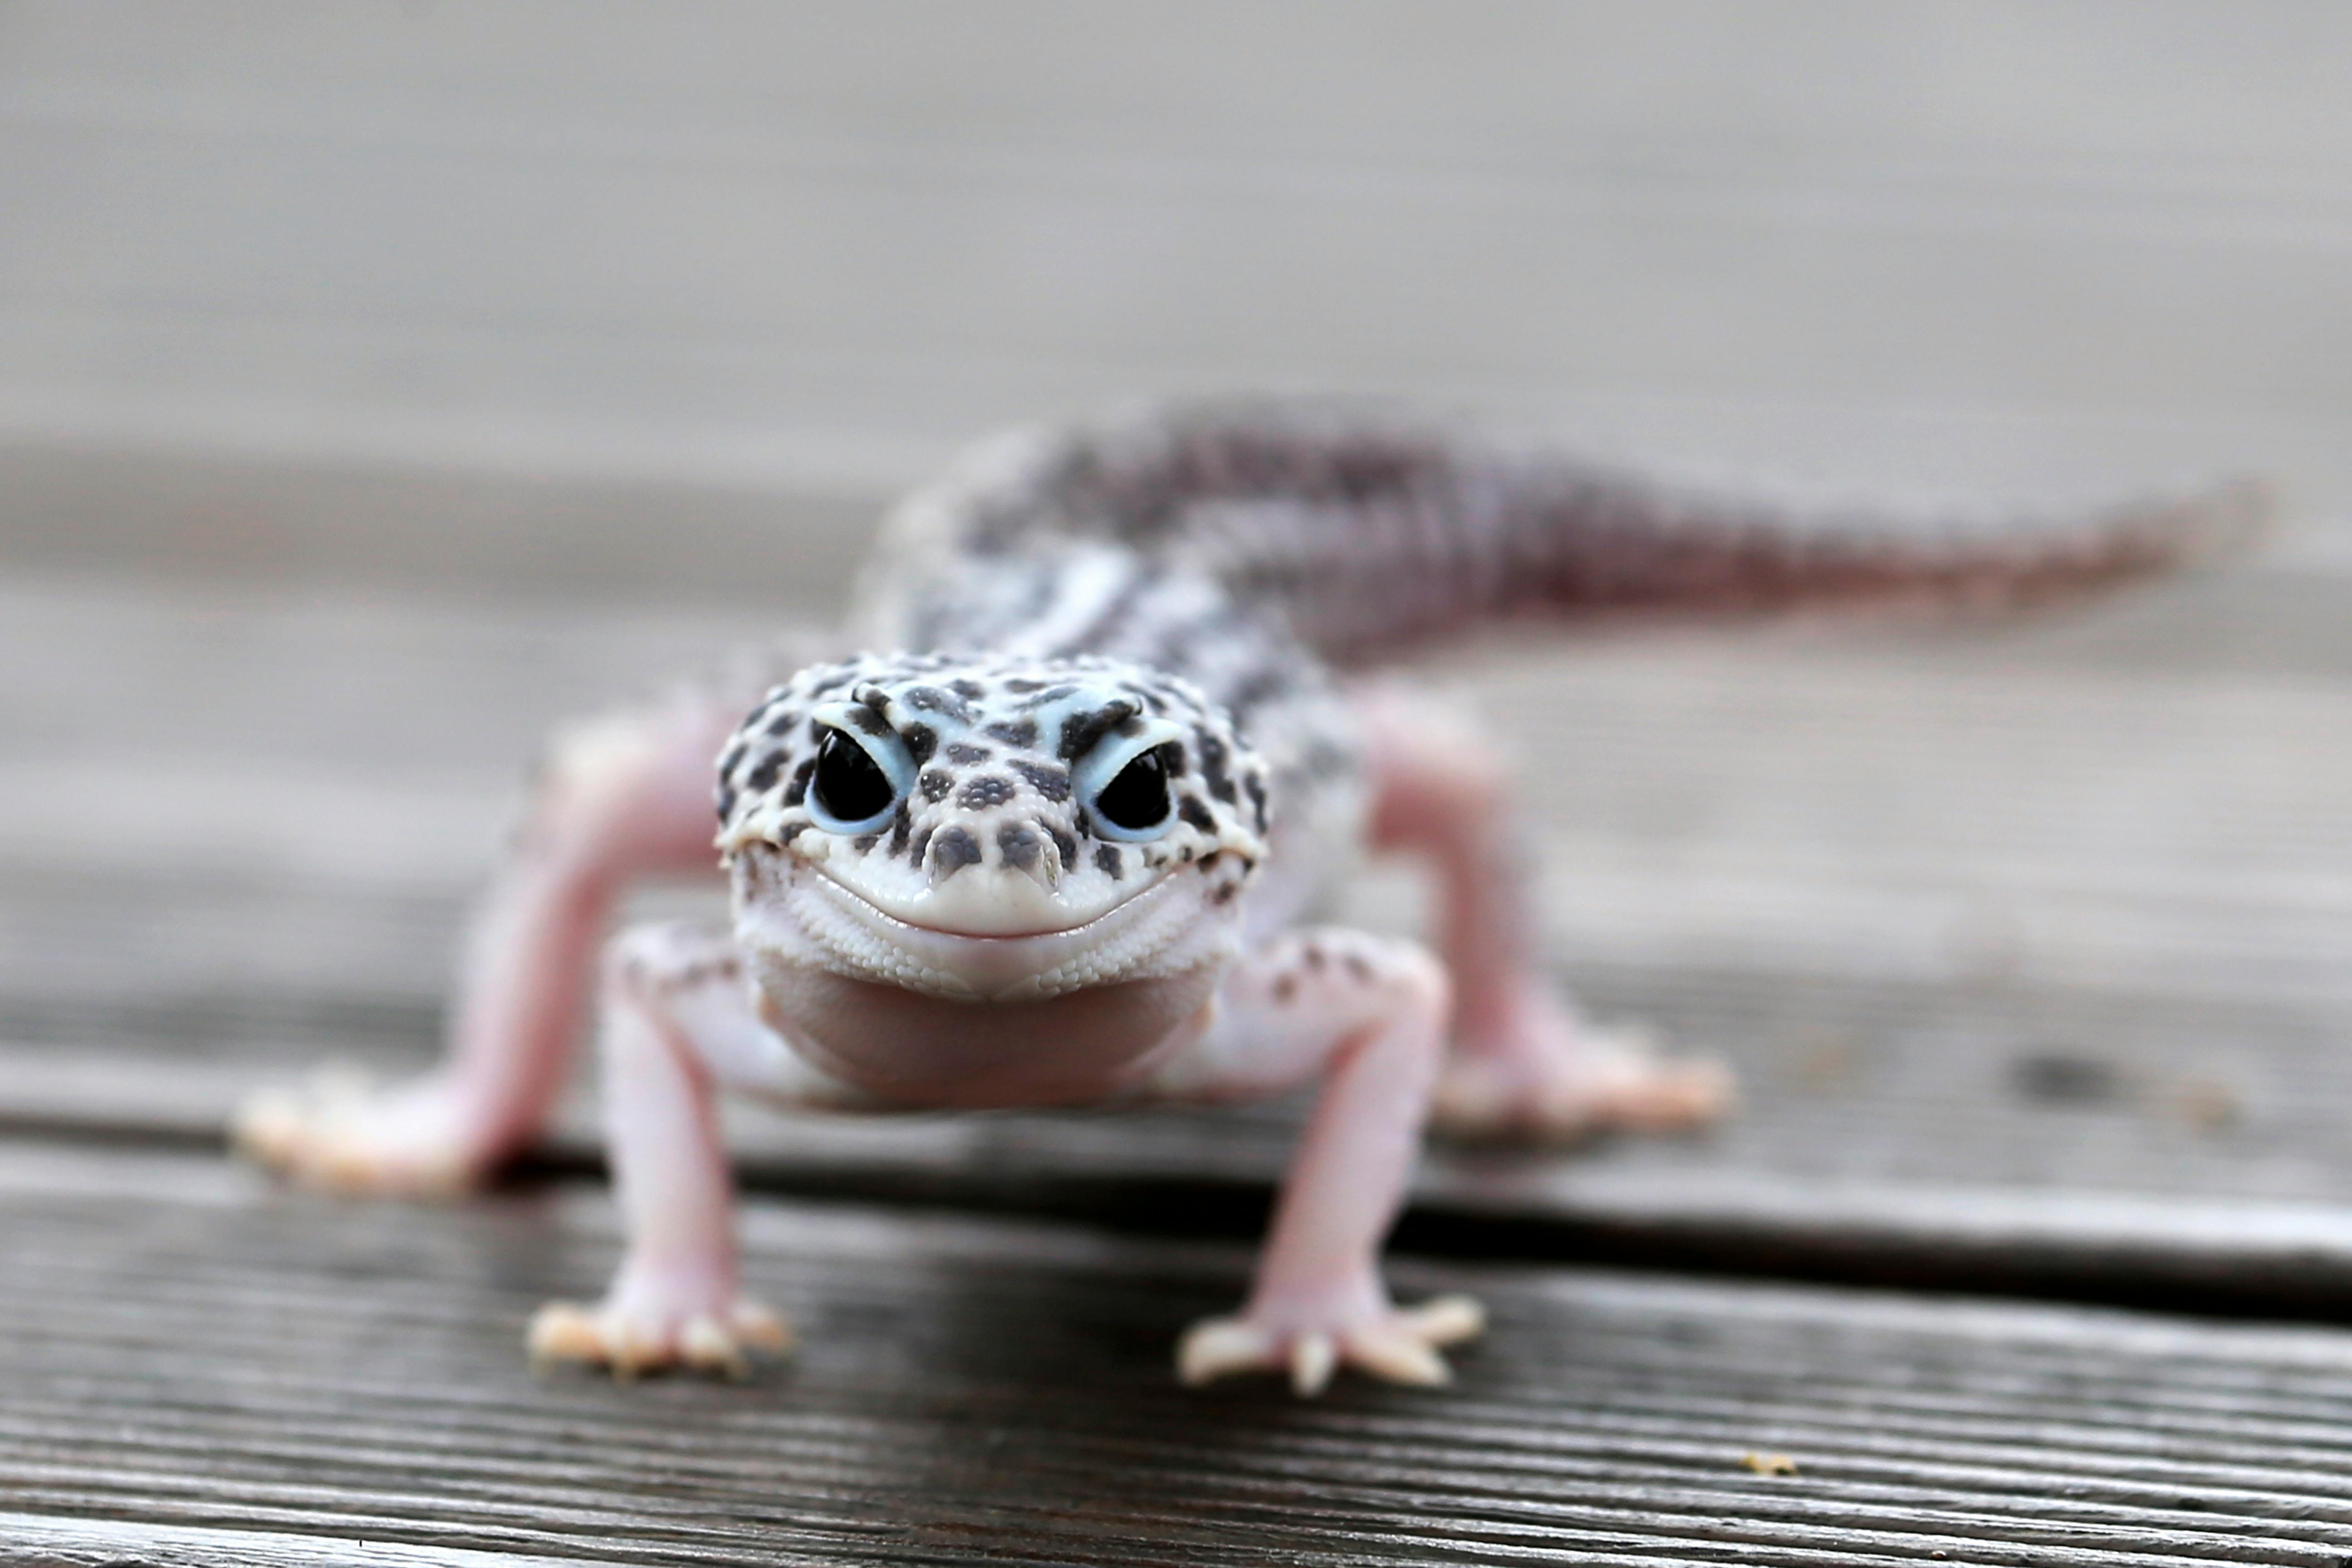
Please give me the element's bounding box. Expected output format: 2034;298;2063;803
813;728;895;823
1094;746;1172;831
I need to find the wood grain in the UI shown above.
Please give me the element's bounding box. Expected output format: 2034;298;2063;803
9;1142;2352;1565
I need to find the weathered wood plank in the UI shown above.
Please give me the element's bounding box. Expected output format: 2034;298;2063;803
8;1141;2352;1565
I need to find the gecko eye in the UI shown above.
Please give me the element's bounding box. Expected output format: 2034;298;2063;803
1093;746;1172;833
808;726;902;833
1073;714;1190;843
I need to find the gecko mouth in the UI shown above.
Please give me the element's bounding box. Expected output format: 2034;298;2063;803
743;855;1229;1002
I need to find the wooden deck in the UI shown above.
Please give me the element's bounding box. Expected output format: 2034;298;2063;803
8;4;2352;1562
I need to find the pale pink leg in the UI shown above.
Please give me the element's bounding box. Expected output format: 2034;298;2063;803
1353;683;1732;1142
235;691;748;1195
527;921;800;1378
1147;928;1484;1395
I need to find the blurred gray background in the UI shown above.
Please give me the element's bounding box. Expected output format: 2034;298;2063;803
4;0;2348;597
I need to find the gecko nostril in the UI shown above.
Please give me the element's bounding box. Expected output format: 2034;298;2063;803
995;821;1060;888
925;825;984;884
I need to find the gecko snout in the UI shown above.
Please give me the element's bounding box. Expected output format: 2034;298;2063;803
923;818;1064;893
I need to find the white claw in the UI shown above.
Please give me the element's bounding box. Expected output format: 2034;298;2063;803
1343;1326;1449;1386
1178;1293;1487;1395
1289;1333;1338;1396
729;1300;795;1355
527;1301;600;1367
1177;1317;1271;1386
1402;1294;1488;1347
681;1314;749;1379
524;1294;791;1379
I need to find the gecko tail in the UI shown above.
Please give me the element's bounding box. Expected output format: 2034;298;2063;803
1507;469;2273;623
877;399;2274;662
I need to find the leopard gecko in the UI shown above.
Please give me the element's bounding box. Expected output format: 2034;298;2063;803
238;400;2262;1394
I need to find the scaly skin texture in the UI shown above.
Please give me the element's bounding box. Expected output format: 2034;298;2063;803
237;399;2263;1392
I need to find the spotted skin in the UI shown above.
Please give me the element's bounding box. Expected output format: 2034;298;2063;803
235;398;2263;1392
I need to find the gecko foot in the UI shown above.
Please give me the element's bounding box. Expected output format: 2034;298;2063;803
529;1289;793;1380
1436;989;1733;1143
1178;1292;1485;1396
232;1066;497;1197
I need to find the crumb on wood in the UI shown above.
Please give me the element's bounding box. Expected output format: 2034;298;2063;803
1740;1450;1798;1476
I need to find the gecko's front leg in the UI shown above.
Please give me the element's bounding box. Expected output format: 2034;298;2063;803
527;920;859;1377
236;691;745;1195
1148;928;1485;1395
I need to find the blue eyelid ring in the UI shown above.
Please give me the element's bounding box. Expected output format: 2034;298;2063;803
804;701;920;834
1073;717;1189;842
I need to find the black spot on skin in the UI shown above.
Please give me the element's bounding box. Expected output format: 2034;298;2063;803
985;717;1039;748
714;784;735;823
931;826;983;877
1177;795;1216;833
1009;759;1071;801
909;825;933;864
779;821;808;843
1344;954;1373;983
903;723;937;765
1198;734;1237;805
1245;774;1270;834
1048;824;1077;868
1273;975;1298;1004
889;803;911;857
1212;881;1239;905
808;669;854;697
1057;699;1142;761
853;832;880;853
1302;944;1325;971
1004;678;1045;694
959;774;1016;810
782;757;815;807
764;710;799;738
997;823;1041;870
718;738;747;776
949;678;986;701
902;685;973;723
1199;852;1221;872
945;742;992;765
843;706;893;738
745;752;784;793
1093;843;1124;881
919;769;954;803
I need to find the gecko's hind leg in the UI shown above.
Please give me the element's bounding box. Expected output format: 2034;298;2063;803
236;690;747;1196
1353;683;1732;1143
527;920;828;1378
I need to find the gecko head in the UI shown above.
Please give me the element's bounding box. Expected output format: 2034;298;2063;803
715;651;1269;1005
